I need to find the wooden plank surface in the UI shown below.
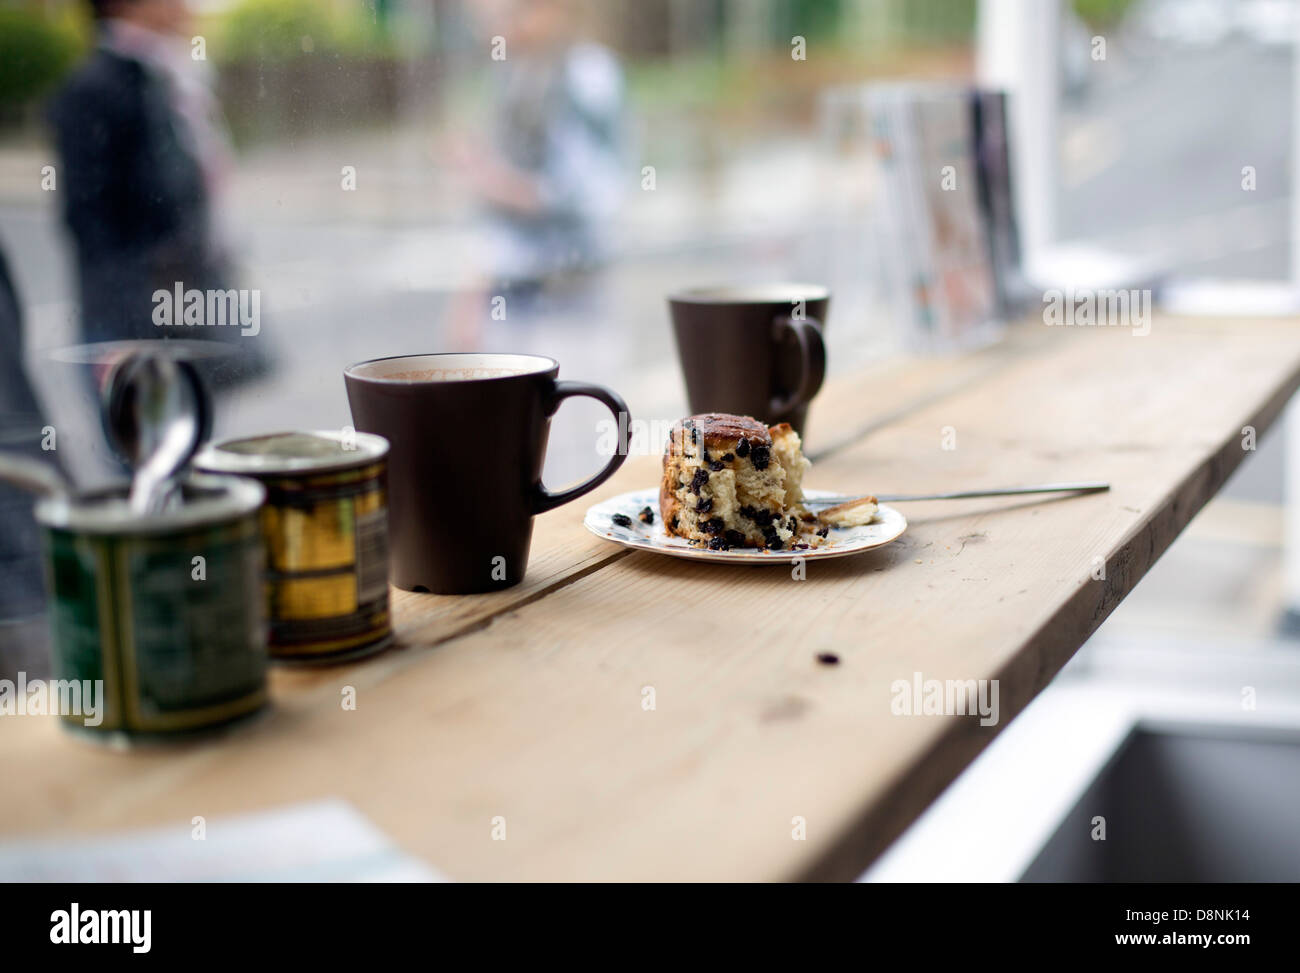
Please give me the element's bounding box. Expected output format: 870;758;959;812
274;339;1032;698
3;316;1298;881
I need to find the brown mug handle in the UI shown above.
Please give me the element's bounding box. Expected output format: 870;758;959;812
769;315;826;418
534;380;631;514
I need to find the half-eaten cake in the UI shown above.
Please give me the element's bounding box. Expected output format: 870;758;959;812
660;413;812;550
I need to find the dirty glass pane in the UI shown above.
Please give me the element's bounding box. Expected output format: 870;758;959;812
1057;0;1294;279
1;0;982;646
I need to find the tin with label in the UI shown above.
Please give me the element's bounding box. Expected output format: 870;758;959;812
195;430;392;664
35;474;269;740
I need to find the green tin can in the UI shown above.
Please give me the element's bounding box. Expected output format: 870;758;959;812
35;474;269;740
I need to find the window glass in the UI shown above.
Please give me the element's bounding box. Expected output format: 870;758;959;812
1057;0;1293;279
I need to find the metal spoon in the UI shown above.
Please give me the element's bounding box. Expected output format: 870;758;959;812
805;481;1110;506
103;351;211;516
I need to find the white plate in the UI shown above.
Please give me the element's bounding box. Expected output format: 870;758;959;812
583;489;907;564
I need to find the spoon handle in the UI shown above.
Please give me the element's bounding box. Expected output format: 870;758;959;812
0;452;69;498
807;481;1111;506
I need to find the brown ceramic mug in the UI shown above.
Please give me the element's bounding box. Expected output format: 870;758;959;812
344;353;629;595
668;284;829;436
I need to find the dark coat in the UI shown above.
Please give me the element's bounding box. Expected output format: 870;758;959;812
48;46;227;343
47;46;269;387
0;246;42;440
0;245;53;619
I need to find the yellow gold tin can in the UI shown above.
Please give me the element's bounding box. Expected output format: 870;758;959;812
195;430;392;664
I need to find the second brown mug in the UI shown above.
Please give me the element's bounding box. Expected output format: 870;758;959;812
669;284;829;436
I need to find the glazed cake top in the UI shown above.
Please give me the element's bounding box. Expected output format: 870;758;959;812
669;413;772;453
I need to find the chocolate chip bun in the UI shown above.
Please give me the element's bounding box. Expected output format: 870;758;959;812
660;413;812;550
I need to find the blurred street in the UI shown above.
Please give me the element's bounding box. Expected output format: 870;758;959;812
1059;30;1292;279
1;12;1292;494
0;116;888;489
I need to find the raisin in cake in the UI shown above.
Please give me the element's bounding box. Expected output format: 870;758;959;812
660;413;812;550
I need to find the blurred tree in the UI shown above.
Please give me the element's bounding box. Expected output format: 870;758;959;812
217;0;399;63
776;0;845;42
219;0;338;62
1072;0;1136;28
898;0;976;43
0;7;83;115
215;0;412;143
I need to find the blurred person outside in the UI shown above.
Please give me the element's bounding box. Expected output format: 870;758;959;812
443;0;627;350
47;0;268;390
0;239;59;637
